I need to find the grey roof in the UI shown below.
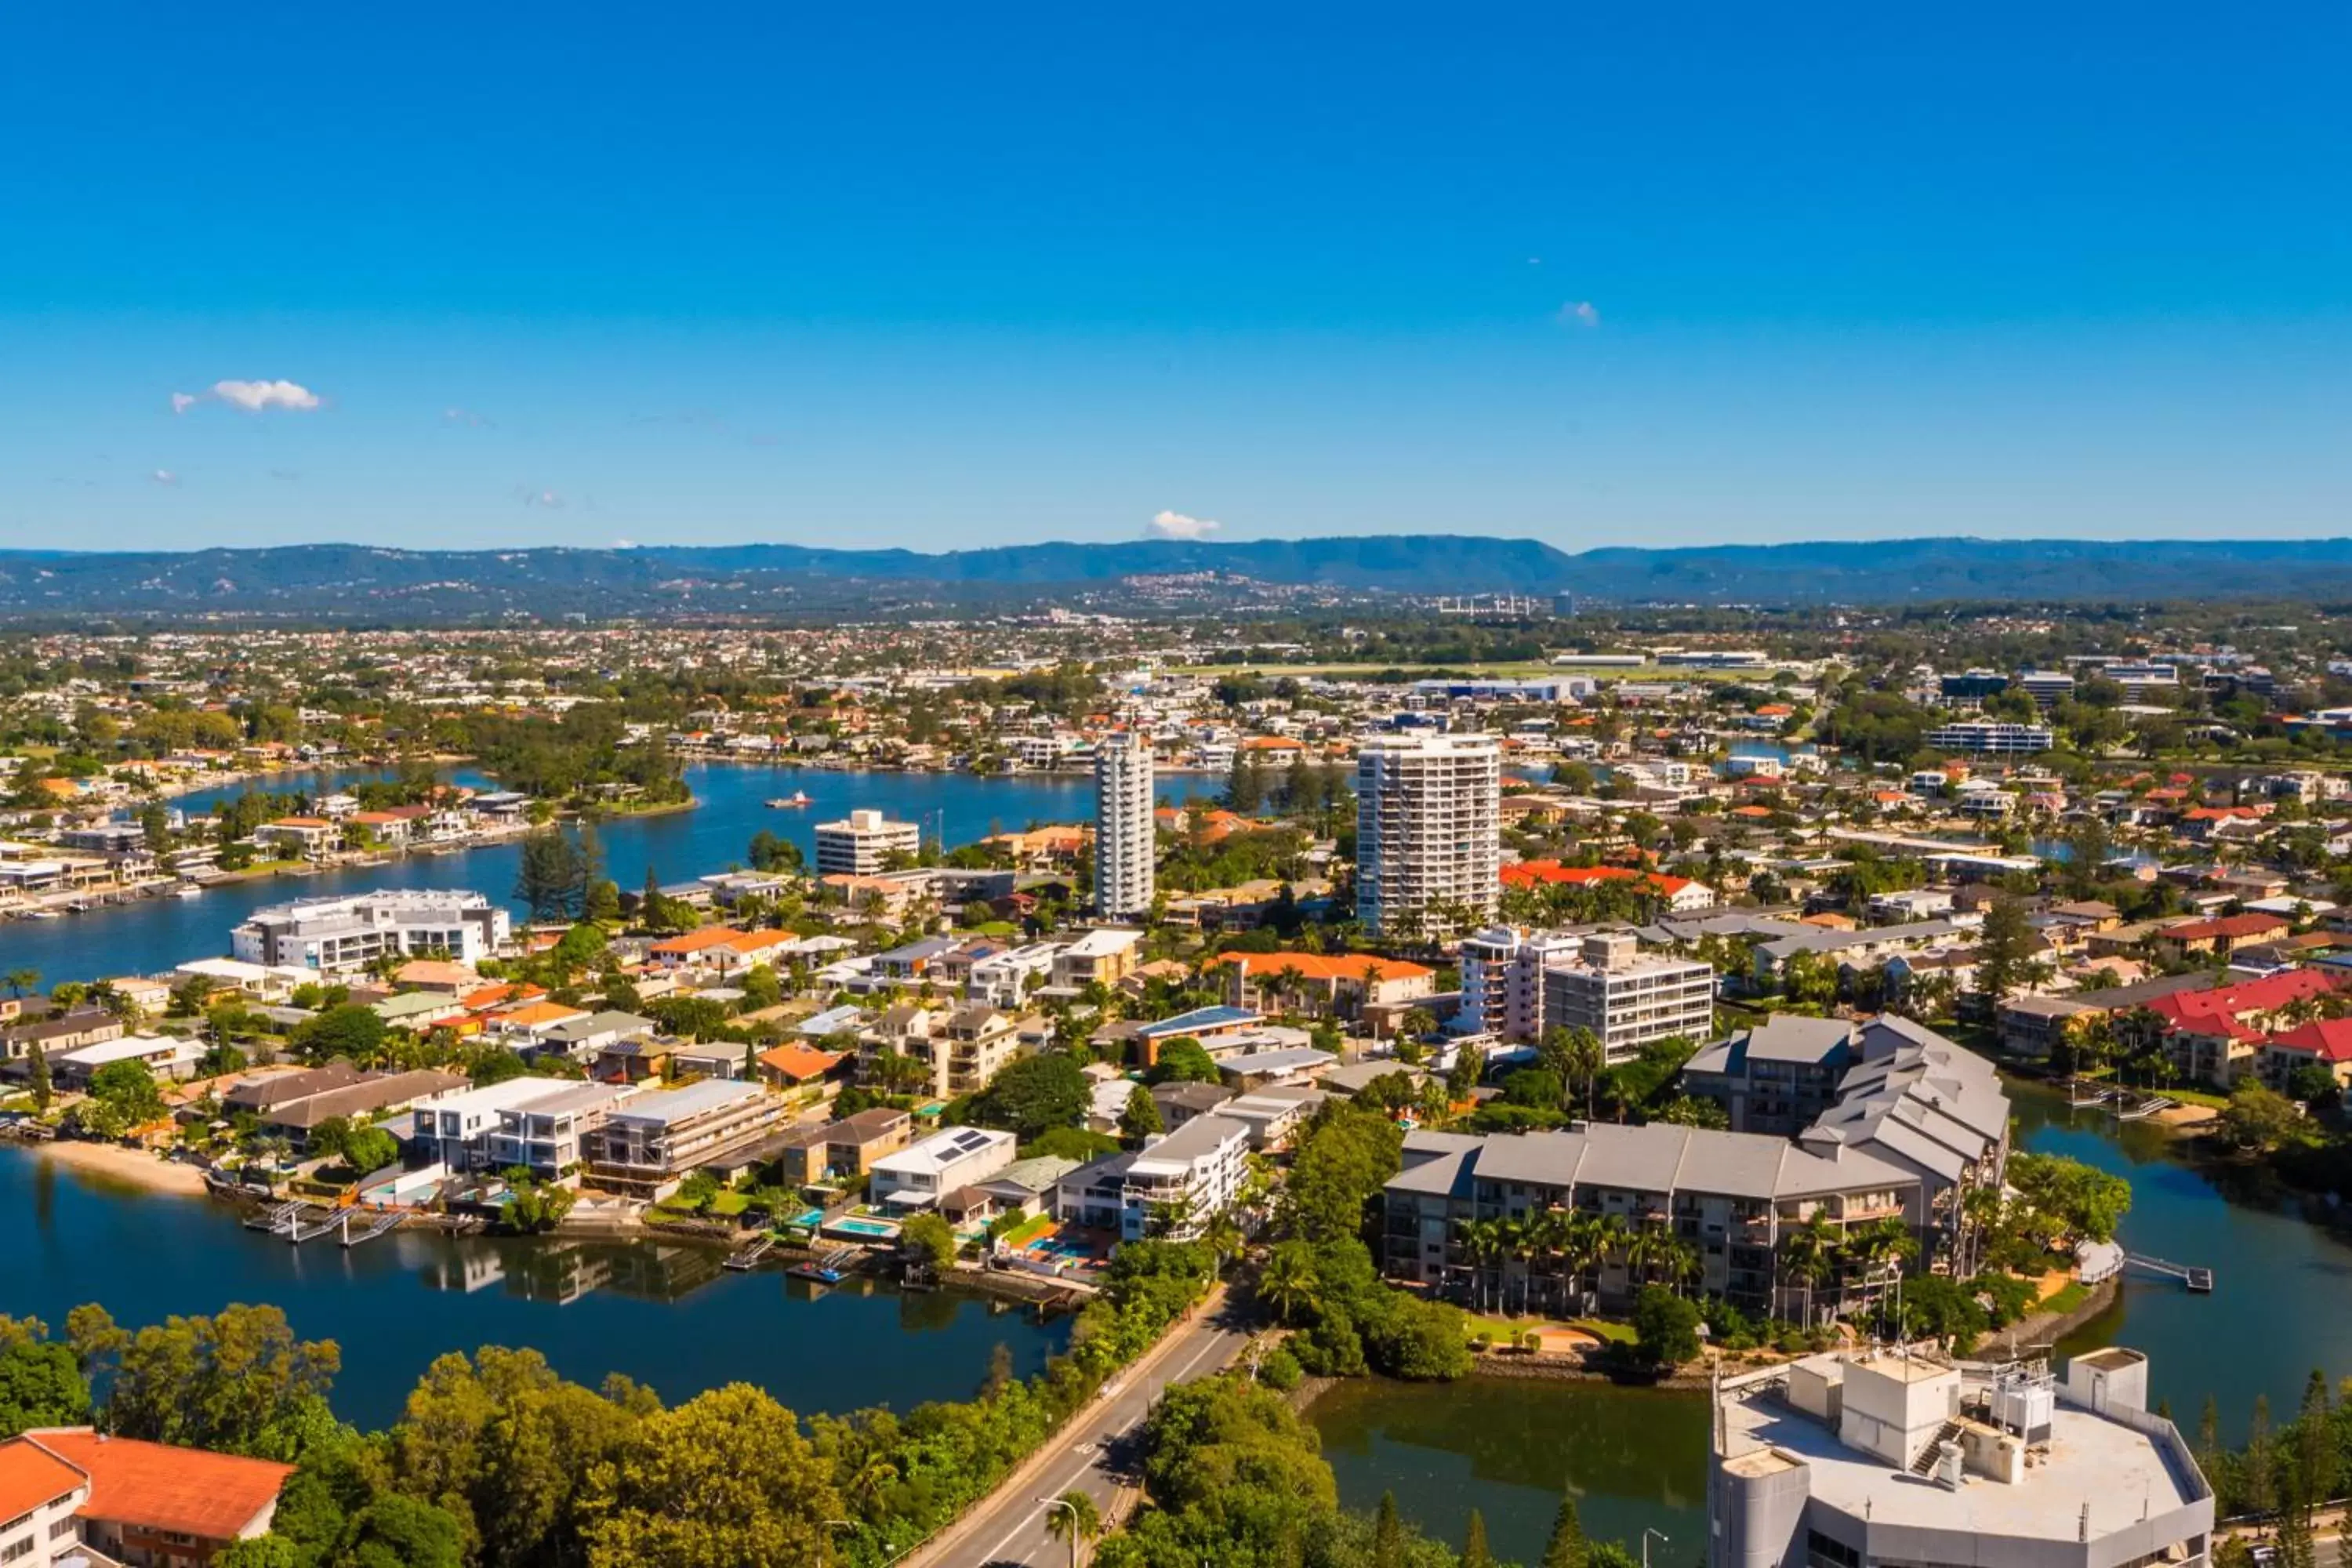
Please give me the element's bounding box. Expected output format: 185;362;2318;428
1743;1014;1857;1065
608;1077;762;1127
1388;1120;1915;1204
539;1010;653;1042
1799;1020;2008;1183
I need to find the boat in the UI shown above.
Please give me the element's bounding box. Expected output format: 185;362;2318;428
24;909;63;920
764;792;813;808
171;884;201;899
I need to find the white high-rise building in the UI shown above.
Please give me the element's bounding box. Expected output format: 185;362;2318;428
814;808;924;876
1356;732;1501;938
1094;732;1156;918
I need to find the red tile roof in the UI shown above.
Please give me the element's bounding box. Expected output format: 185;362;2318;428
2145;968;2347;1040
2161;913;2291;942
1208;951;1434;982
28;1428;293;1542
1500;862;1698;897
757;1044;847;1082
2268;1018;2352;1063
0;1436;84;1525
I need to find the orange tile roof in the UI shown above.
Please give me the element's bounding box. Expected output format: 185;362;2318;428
1500;862;1699;896
0;1436;84;1524
1209;951;1434;982
30;1428;293;1542
650;927;742;956
757;1044;847;1081
493;1000;588;1028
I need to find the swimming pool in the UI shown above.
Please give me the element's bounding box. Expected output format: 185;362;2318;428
789;1207;825;1229
828;1217;901;1239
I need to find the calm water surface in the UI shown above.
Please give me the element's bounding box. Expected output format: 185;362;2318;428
0;1147;1071;1430
3;762;1218;984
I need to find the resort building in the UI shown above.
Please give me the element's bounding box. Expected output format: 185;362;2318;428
0;1427;296;1567
230;888;511;971
581;1079;788;1200
1093;730;1156;918
1355;731;1501;938
869;1125;1018;1210
1709;1346;2211;1568
1381;1122;1918;1316
813;808;923;875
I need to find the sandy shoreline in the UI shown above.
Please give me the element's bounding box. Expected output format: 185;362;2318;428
13;1138;211;1196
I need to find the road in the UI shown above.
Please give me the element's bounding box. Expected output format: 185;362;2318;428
918;1290;1257;1568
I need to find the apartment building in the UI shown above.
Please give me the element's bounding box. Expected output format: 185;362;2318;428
1355;731;1501;938
1537;930;1716;1063
1213;949;1436;1020
1051;927;1145;990
937;1004;1024;1098
411;1077;592;1173
1382;1121;1918;1315
1711;1347;2211;1568
1458;927;1587;1039
1093;730;1156;918
1680;1014;1860;1137
582;1079;787;1200
1922;720;2055;754
231;888;510;971
813;808;923;875
1112;1113;1251;1240
0;1428;296;1568
486;1081;633;1183
869;1124;1018;1210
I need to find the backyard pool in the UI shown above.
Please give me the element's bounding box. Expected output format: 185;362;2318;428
827;1216;902;1240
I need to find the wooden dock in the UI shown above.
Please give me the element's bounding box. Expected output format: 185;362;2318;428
2125;1253;2214;1292
724;1235;779;1272
339;1210;404;1248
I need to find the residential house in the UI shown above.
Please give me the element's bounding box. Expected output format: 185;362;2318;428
485;1081;633;1184
1;1427;295;1568
581;1079;789;1200
869;1125;1018;1210
1051;927;1145;991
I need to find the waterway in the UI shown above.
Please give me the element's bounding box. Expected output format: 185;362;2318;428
0;1145;1072;1431
1;762;1220;985
1312;1080;2352;1555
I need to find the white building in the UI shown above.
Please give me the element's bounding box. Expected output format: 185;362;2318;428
869;1125;1019;1210
1356;732;1501;938
411;1078;589;1174
231;889;510;972
813;808;924;876
1093;731;1156;918
1537;930;1715;1062
487;1080;633;1184
1923;720;2055;755
1114;1113;1251;1240
1457;927;1584;1039
1711;1346;2212;1568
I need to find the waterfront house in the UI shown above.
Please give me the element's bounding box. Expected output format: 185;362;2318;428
0;1009;125;1075
49;1032;203;1089
486;1080;633;1184
0;1427;295;1567
869;1125;1018;1211
410;1077;598;1174
250;1067;468;1152
582;1079;788;1200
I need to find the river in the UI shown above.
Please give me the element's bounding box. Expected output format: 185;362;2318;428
1;762;1220;985
0;1145;1073;1431
1313;1079;2352;1558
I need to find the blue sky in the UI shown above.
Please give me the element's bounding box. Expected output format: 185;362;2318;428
4;2;2346;554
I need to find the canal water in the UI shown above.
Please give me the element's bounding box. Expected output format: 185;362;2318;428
1;762;1221;985
1315;1080;2352;1556
0;1146;1073;1431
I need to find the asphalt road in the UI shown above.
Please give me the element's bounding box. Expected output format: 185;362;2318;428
923;1290;1257;1568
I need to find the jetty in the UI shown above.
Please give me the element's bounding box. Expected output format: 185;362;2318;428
2124;1253;2215;1293
339;1210;404;1248
244;1200;303;1235
724;1234;780;1272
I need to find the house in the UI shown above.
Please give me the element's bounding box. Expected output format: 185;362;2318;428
667;1039;753;1080
0;1010;127;1074
411;1078;593;1173
2259;1018;2352;1095
530;1009;655;1064
869;1125;1018;1210
49;1033;203;1089
1210;950;1436;1020
756;1043;847;1100
1149;1080;1237;1131
1217;1046;1340;1092
485;1081;633;1184
253;815;341;859
582;1079;789;1200
816;1106;914;1181
1500;862;1717;913
2;1426;296;1567
252;1068;469;1151
1216;1086;1320;1149
2152;913;2292;961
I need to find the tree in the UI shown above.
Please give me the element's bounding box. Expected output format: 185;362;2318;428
1462;1508;1497;1568
504;1172;579;1234
1279;1103;1403;1246
337;1494;466;1568
1541;1493;1589;1568
0;1338;90;1438
2219;1081;2315;1155
296;1004;390;1066
514;827;597;921
1119;1083;1163;1145
1632;1285;1701;1367
26;1044;51;1116
900;1212;958;1273
2;968;38;1000
341;1125;399;1177
578;1383;840;1568
105;1304;340;1454
67;1058;167;1138
1145;1037;1221;1085
1976;893;2036;1004
1046;1489;1101;1568
1373;1490;1403;1568
1259;1241;1323;1326
968;1054;1091;1142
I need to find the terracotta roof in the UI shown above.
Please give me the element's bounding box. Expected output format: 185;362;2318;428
2268;1018;2352;1063
1500;862;1699;897
27;1428;292;1542
650;927;742;956
0;1436;85;1524
2161;913;2290;942
1210;951;1433;982
757;1044;847;1082
2146;968;2347;1040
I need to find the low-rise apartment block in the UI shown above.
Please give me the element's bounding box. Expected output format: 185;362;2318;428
814;808;923;875
231;888;510;971
582;1079;787;1200
1456;927;1713;1057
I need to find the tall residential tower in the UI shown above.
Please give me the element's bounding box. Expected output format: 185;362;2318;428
1094;731;1156;918
1355;731;1500;938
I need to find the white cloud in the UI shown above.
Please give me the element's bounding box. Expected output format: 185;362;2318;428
1556;300;1600;328
210;379;321;412
1147;509;1221;541
612;537;639;550
169;392;197;415
150;469;179;486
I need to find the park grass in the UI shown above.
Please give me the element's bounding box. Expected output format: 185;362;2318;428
1457;1310;1637;1345
2039;1280;2092;1316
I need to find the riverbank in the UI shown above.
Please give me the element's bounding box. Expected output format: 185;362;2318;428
22;1139;210;1196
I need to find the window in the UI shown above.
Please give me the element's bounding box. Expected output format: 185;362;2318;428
2;1537;31;1563
51;1518;78;1540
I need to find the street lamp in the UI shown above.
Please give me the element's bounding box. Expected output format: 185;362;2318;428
1642;1526;1671;1568
1040;1494;1087;1568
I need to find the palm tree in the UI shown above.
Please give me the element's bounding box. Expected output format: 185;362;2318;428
1457;1218;1504;1312
1779;1214;1841;1327
1260;1244;1323;1326
1562;1027;1605;1118
1045;1490;1101;1568
3;967;38;1000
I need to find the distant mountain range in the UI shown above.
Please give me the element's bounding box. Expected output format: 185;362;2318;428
3;535;2351;620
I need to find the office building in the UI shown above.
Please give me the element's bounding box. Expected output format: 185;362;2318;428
2014;669;2078;710
1922;720;2054;754
813;808;924;876
1710;1347;2211;1568
231;889;510;971
1356;731;1501;938
1093;731;1156;918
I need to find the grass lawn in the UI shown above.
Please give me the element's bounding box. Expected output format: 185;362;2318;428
2039;1281;2091;1316
708;1192;750;1218
1457;1310;1637;1346
1000;1214;1054;1249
